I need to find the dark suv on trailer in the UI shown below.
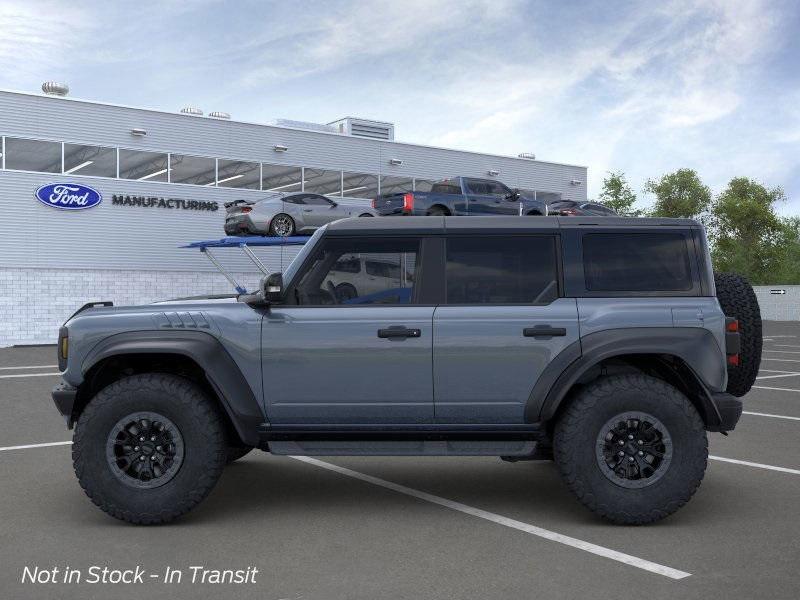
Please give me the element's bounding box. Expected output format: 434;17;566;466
53;216;761;525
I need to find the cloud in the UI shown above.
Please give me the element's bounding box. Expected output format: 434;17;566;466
0;1;91;82
235;0;519;88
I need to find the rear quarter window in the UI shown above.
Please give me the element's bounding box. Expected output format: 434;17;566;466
582;232;693;292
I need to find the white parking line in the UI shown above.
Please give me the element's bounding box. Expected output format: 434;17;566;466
763;350;800;355
0;365;59;370
290;456;691;580
0;441;72;452
0;372;61;379
763;335;798;338
752;385;800;393
772;344;800;349
755;372;800;380
761;357;800;364
710;455;800;475
743;410;800;422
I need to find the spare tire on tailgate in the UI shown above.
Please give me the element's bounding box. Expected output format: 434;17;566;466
714;272;762;396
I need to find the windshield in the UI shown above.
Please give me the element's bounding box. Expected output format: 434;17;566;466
282;225;327;285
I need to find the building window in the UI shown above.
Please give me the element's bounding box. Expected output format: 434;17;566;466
262;164;302;192
170;154;216;186
4;137;61;173
413;178;436;192
119;149;169;182
304;168;342;196
217;159;260;189
379;175;414;195
341;172;379;198
63;144;117;177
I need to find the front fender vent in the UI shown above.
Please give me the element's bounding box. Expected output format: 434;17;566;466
152;312;212;329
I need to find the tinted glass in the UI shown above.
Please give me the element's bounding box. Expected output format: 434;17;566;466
295;238;418;305
262;164;302;192
170;154;215;186
413;178;435;192
583;233;693;292
217;159;260;189
466;179;491;195
583;203;616;215
446;237;558;304
380;175;413;195
63;144;117;177
431;181;461;194
486;181;511;196
5;138;61;172
119;149;168;182
304;168;342;196
342;172;379;198
304;194;334;206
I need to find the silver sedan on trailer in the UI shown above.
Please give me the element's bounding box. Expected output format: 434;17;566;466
224;192;377;237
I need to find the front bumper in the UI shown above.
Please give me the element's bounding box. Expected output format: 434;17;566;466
52;382;78;428
708;392;743;432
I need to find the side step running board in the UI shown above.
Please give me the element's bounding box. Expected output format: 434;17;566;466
258;423;545;442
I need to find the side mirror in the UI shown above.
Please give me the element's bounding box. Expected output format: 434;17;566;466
330;201;338;208
241;272;283;307
262;272;284;303
505;188;521;201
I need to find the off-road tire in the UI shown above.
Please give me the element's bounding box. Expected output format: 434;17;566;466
714;271;762;397
226;446;253;464
554;374;708;525
426;206;449;216
72;373;227;525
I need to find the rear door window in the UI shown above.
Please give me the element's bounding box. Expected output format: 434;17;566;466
431;181;461;194
582;233;693;292
445;236;559;304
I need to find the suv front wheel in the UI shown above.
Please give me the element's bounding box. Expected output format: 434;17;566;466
72;373;227;524
554;374;707;525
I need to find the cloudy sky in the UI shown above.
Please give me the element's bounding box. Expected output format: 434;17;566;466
2;0;798;211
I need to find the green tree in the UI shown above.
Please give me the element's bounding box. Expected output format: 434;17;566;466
644;168;711;219
710;177;785;284
598;171;640;216
771;218;800;284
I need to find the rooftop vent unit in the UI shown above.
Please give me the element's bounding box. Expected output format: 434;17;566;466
42;82;69;96
208;111;231;119
329;117;394;141
180;106;203;116
269;119;337;134
518;152;536;160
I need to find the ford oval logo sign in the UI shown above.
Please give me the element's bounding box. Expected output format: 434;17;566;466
35;183;102;210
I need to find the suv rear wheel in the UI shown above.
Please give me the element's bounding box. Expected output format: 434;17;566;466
554;374;707;525
72;373;227;524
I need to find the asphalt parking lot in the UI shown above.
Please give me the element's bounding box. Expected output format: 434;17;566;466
1;322;799;600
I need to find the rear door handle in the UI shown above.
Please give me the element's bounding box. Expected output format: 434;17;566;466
523;326;567;338
378;326;421;339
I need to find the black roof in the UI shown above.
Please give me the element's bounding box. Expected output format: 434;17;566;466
325;216;701;236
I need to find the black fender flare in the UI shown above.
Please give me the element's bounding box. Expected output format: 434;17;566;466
527;328;728;430
81;330;263;446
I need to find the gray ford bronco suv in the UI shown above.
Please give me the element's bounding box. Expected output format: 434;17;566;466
52;216;762;525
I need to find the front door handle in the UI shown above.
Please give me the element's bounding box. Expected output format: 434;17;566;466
523;326;567;338
378;326;421;339
303;209;313;212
